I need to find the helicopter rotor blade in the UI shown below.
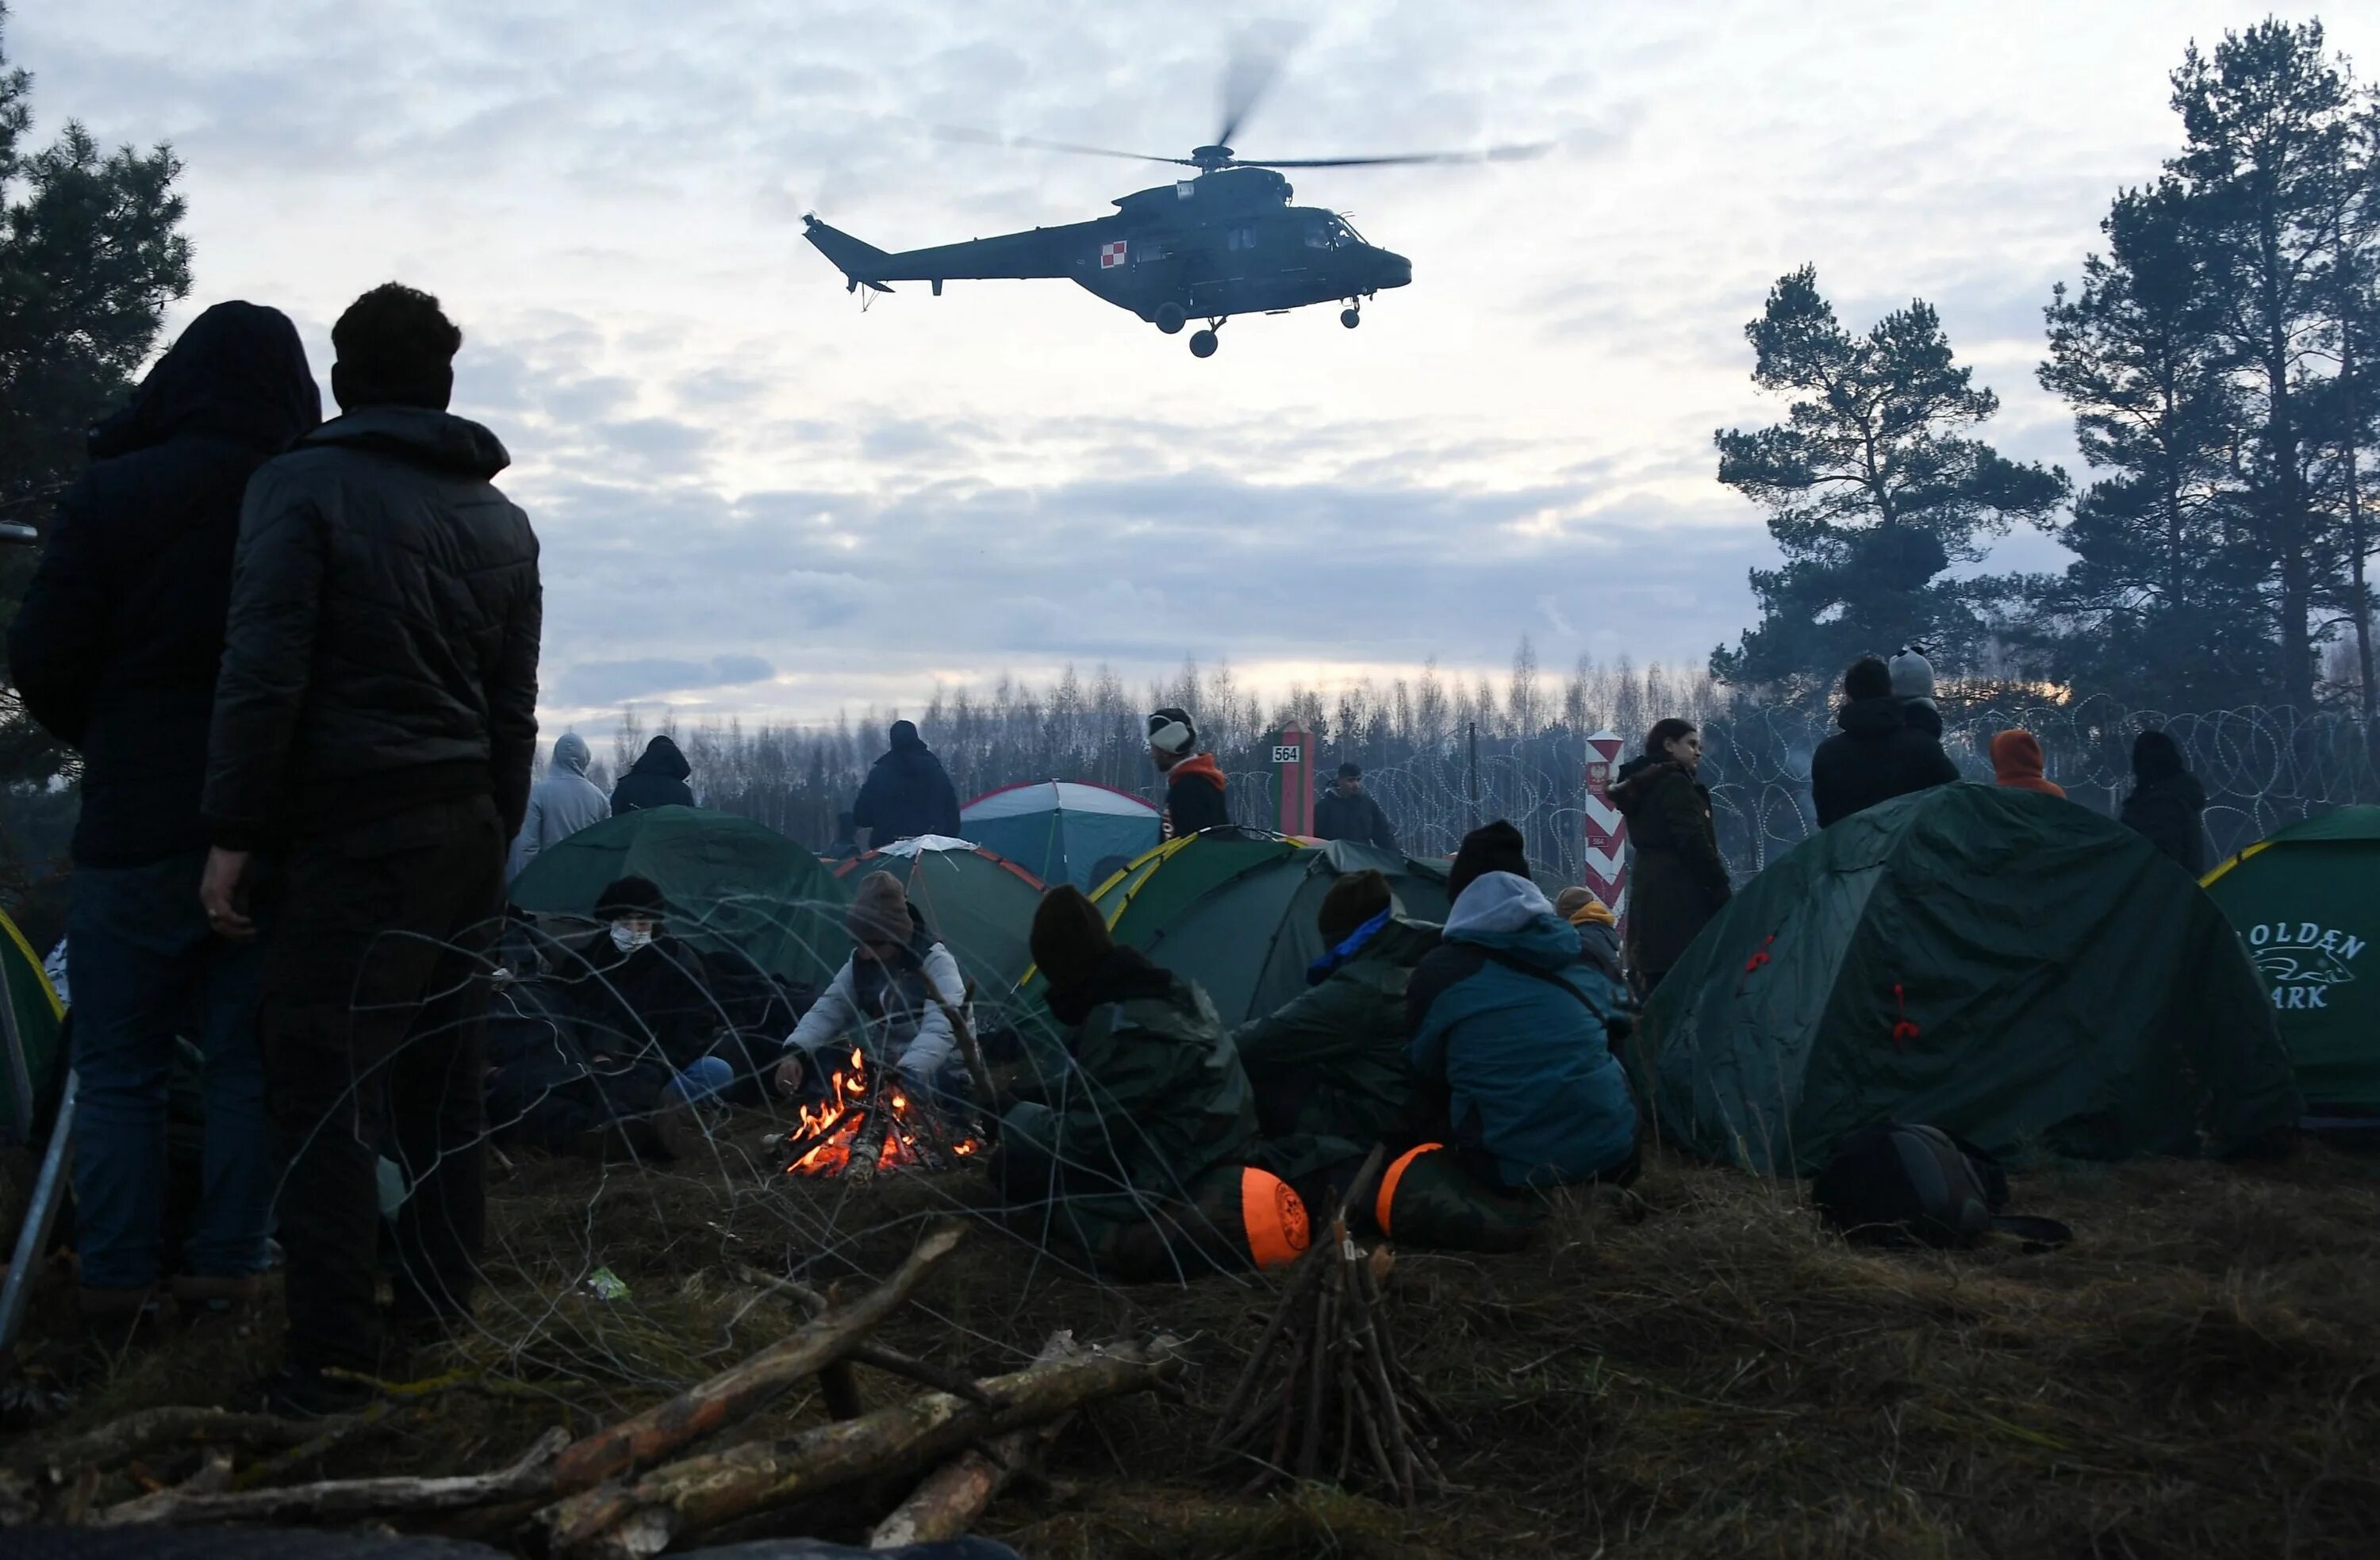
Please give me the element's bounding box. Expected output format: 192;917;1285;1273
1236;142;1553;170
1215;42;1287;151
933;125;1198;167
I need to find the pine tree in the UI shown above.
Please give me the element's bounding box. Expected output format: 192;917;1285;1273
1711;266;2067;700
0;3;194;784
2168;18;2354;711
2021;179;2271;707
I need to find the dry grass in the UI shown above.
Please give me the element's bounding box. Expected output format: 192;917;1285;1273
16;1133;2380;1559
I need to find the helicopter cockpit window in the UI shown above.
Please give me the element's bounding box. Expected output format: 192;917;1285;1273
1304;217;1350;250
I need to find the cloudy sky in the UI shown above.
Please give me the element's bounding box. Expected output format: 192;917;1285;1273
21;2;2378;727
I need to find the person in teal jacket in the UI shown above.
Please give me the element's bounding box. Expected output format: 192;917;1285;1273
1404;822;1637;1190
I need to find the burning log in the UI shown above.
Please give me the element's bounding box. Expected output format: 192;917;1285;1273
547;1219;963;1493
866;1331;1080;1549
1207;1150;1449;1504
540;1336;1185;1559
778;1047;984;1181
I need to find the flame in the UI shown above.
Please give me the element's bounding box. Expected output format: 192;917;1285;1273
781;1048;982;1178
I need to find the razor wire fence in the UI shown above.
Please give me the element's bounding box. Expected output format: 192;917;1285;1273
1219;701;2380;885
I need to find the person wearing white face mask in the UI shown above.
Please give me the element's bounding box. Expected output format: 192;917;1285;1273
544;876;734;1158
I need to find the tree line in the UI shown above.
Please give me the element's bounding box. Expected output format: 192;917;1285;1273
1715;18;2380;725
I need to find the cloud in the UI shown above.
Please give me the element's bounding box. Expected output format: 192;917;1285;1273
551;654;777;707
26;0;2374;726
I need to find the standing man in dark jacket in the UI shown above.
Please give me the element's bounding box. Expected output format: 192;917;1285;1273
1808;655;1960;828
1312;763;1397;849
1149;707;1230;840
1609;719;1731;996
2121;730;2207;876
610;733;694;814
850;719;962;843
6;302;318;1342
198;283;540;1413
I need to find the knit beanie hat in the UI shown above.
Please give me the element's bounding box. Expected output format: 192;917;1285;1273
1844;655;1893;701
1888;646;1937;703
845;870;912;945
1318;868;1394;945
1553;886;1616;927
1147;707;1199;756
1448;820;1530;903
593;876;666;922
2132;729;2186;780
1031;884;1115;995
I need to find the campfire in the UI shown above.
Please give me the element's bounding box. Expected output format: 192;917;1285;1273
780;1046;981;1181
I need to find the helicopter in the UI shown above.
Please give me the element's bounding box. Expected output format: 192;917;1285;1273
802;67;1541;358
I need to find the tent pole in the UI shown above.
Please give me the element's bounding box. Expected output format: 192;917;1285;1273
0;956;33;1145
0;1068;75;1361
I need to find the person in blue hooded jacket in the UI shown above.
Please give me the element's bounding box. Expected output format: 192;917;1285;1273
1404;822;1637;1190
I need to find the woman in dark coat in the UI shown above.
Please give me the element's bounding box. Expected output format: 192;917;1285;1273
2119;730;2207;876
1609;719;1732;995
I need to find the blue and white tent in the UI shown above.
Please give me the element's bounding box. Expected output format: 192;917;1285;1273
960;780;1162;891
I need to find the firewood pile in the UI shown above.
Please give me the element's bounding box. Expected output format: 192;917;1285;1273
1207;1150;1450;1504
0;1221;1183;1557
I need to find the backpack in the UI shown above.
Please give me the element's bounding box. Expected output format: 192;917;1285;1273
1812;1123;2071;1251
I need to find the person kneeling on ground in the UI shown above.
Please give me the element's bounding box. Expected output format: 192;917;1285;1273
544;876;739;1159
775;871;968;1112
1229;868;1434;1148
992;886;1307;1279
1407;822;1639;1192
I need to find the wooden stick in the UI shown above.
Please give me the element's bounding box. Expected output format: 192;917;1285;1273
866;1332;1079;1549
1296;1244;1340;1480
850;1343;994;1407
10;1407;328;1478
1207;1236;1332;1444
936;998;1000;1125
543;1338;1183;1558
232;1399;401;1492
547;1220;962;1492
95;1427;570;1528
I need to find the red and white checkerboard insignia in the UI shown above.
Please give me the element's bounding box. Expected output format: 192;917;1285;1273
1099;240;1127;268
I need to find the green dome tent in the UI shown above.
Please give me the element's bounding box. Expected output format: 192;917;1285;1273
1637;784;2298;1175
1062;832;1459;1025
2202;806;2380;1124
509;806;849;987
1;910;63;1148
834;836;1046;991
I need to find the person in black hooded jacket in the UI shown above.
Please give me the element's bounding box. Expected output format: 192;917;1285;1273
1808;655;1960;829
611;734;695;814
2120;729;2207;876
6;301;318;1340
197;283;540;1415
850;719;962;842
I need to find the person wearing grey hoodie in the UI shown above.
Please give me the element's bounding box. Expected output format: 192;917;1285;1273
509;732;610;879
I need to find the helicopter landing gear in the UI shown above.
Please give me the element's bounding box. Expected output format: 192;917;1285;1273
1154;303;1187;335
1188;329;1219;358
1341;305;1361;329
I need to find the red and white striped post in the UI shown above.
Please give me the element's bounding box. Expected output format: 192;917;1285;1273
1583;730;1628;939
1273;723;1314;837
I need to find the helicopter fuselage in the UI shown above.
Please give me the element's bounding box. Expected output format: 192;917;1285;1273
804;167;1411;352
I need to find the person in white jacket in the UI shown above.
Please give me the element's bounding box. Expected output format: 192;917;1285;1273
508;732;611;880
775;871;965;1103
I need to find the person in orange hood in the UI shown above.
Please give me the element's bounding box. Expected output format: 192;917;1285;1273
1148;707;1230;839
1990;730;2065;798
